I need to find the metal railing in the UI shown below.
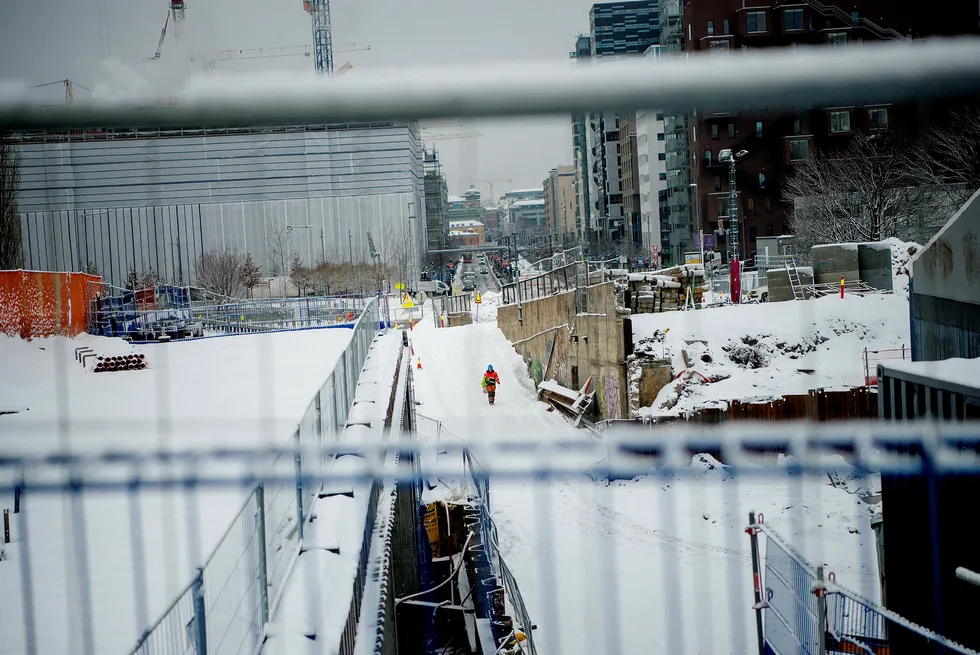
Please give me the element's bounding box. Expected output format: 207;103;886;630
126;297;380;655
88;282;374;340
752;518;978;655
501;261;581;306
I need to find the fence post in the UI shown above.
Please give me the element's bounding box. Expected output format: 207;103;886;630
816;565;827;655
3;509;9;543
255;484;270;627
14;485;20;513
192;567;208;655
747;512;765;655
295;430;305;541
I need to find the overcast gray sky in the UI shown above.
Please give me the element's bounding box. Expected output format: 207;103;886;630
0;0;598;197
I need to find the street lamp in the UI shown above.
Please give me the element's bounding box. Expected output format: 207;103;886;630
718;149;748;304
286;224;325;264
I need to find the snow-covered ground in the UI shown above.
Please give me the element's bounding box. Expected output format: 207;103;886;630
0;328;356;655
408;318;879;655
632;292;910;418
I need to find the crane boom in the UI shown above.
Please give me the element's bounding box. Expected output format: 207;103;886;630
150;11;170;60
422;132;484;141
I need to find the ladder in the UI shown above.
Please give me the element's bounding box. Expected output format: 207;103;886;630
785;259;806;300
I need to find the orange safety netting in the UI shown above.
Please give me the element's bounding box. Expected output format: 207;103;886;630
0;270;102;339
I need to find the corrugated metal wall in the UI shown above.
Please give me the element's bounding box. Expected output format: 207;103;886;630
16;124;427;286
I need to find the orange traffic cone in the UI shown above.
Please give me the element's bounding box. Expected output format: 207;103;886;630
417;358;422;369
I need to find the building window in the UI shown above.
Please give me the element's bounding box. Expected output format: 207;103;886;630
756;121;763;138
788;138;810;161
658;152;666;160
746;10;767;33
759;172;766;189
714;176;722;191
656;113;664;121
827;31;847;46
705;150;713;163
709;39;730;52
728;123;735;138
747;197;755;211
765;197;772;212
718;197;730;218
657;132;665;141
784;8;804;30
711;124;719;139
829;110;851;133
793;118;802;135
723;19;730;34
707;20;715;35
659;172;667;180
868;107;889;130
765;223;775;236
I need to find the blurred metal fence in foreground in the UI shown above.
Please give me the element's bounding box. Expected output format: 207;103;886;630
751;517;977;655
122;297;380;655
2;425;979;655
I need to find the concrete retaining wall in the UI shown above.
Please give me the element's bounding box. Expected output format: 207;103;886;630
497;282;629;420
912;188;980;360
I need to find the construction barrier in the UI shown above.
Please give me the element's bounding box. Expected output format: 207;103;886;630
0;270;101;339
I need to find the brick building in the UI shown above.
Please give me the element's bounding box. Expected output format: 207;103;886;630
683;0;980;259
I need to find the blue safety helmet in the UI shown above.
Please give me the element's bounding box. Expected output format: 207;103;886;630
487;365;493;372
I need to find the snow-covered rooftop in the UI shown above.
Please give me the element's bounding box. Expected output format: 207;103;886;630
880;357;980;394
449;219;484;227
511;199;545;208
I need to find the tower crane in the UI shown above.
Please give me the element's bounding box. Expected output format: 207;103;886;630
189;43;369;75
30;79;91;105
471;177;512;204
303;0;334;75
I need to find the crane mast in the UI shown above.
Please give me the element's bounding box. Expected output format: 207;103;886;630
307;0;334;75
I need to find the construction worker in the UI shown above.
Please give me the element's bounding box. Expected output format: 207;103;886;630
481;365;500;405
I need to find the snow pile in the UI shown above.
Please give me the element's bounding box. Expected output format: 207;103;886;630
472;290;501;323
632;293;910;418
883;237;921;293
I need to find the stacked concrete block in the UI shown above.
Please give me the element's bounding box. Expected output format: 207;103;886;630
857;243;894;291
811;244;861;285
811;241;893;291
766;267;814;302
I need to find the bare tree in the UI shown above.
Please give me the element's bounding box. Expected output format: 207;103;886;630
784;132;944;261
380;221;413;290
268;219;287;277
289;253;312;296
240;252;262;298
913;109;980;207
0;137;23;269
196;249;246;298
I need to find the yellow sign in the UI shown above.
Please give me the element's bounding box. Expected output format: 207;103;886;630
475;293;482;304
394;282;405;290
402;298;415;309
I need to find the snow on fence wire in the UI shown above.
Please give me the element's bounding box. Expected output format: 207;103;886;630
464;450;537;655
125;298;380;655
752;518;979;655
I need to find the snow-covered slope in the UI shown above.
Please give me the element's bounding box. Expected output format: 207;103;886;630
407;319;880;655
631;293;909;418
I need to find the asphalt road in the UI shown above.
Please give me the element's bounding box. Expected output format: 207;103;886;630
458;256;499;295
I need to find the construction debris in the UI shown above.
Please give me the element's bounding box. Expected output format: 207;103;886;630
537;376;595;425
